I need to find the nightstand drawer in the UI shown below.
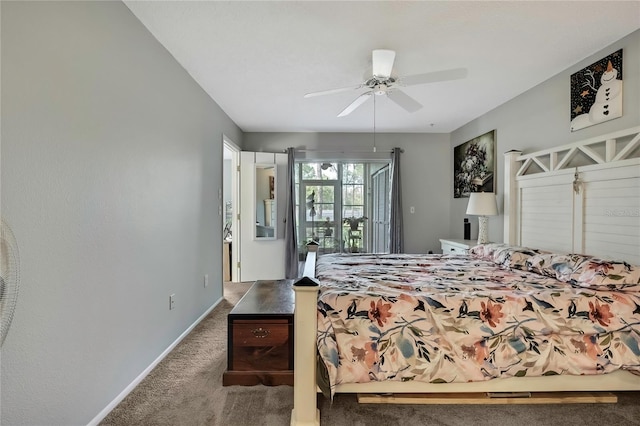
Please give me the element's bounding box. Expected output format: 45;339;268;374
443;244;467;254
232;320;290;347
439;238;472;255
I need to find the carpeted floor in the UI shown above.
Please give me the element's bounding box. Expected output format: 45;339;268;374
101;282;640;426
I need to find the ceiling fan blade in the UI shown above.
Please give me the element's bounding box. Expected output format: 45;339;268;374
387;89;422;113
304;84;363;98
400;67;468;86
337;92;372;117
372;49;396;79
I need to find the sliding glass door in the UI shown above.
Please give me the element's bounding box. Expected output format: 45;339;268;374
371;165;390;253
295;161;390;255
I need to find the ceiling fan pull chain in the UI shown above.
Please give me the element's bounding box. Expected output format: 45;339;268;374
373;95;377;153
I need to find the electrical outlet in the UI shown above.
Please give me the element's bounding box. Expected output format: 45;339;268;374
204;274;209;288
169;294;175;310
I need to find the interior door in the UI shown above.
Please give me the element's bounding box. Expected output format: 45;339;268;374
239;151;287;281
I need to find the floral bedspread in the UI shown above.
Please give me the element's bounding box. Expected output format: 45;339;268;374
315;252;640;393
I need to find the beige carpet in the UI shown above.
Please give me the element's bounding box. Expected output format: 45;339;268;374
101;282;640;426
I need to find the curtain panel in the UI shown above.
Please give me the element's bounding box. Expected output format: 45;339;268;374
389;147;404;253
284;147;299;278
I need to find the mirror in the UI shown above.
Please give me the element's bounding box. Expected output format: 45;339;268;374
254;164;276;240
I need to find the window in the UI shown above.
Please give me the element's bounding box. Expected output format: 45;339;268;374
295;161;390;255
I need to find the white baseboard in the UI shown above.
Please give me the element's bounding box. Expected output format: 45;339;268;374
87;296;224;426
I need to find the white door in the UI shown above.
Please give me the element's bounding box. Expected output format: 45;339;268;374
239;151;287;281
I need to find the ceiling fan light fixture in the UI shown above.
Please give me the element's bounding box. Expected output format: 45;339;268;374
373;84;388;96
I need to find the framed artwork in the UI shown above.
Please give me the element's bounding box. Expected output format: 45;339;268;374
570;49;623;132
454;130;495;198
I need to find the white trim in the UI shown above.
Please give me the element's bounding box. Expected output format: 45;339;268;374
612;132;640;162
578;145;604;164
516;126;640;161
87;296;224;426
531;156;549;172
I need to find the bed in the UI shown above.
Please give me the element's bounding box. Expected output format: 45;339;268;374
291;126;640;426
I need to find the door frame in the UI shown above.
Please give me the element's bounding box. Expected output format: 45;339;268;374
223;136;240;282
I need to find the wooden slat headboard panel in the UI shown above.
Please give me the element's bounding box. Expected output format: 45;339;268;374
520;184;573;253
504;127;640;264
582;171;640;264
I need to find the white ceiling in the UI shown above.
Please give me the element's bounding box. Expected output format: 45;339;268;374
124;1;640;134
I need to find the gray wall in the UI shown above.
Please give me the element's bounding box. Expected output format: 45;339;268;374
1;2;242;425
1;2;636;423
243;132;451;253
449;29;640;243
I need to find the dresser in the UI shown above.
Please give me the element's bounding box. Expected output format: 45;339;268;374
223;280;294;386
439;238;473;255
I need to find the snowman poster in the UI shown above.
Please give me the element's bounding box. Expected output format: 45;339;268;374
570;49;623;132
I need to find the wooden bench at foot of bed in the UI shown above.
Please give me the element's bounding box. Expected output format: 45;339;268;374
223;280;294;387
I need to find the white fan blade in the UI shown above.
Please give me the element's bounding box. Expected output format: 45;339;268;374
304;84;363;98
372;49;396;79
387;89;422;113
337;92;372;117
400;68;468;86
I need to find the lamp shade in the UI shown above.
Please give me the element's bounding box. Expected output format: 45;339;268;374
466;192;498;216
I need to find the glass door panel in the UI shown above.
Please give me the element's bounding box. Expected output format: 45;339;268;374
371;165;390;253
301;182;341;254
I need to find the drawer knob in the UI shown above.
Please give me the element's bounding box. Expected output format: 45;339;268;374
251;327;270;338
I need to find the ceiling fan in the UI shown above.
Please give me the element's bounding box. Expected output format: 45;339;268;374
304;49;467;117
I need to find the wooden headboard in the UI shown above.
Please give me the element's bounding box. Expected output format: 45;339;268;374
504;126;640;265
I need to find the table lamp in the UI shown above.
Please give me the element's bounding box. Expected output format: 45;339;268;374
466;192;498;244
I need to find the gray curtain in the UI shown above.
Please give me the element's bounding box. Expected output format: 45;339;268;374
389;147;404;253
284;147;299;278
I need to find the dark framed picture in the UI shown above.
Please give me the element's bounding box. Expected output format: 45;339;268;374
454;130;495;198
570;49;623;132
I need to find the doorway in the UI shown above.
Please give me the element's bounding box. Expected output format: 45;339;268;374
223;137;240;282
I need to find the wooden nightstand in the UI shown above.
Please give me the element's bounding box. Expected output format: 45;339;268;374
439;238;473;255
223;279;294;386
